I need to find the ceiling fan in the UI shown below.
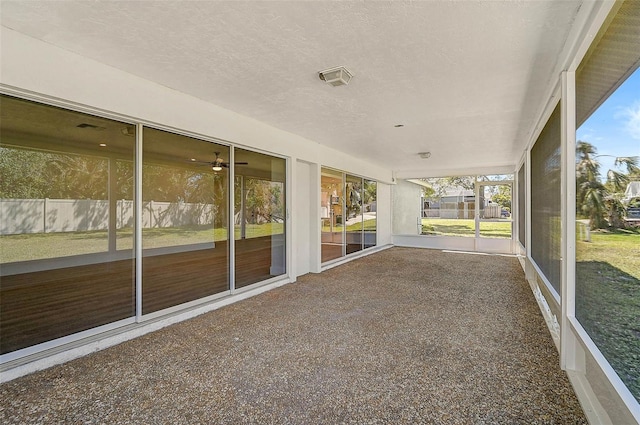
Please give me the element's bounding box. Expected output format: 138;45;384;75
192;152;248;171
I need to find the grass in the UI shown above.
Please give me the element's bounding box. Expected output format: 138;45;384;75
321;219;377;233
575;228;640;401
421;218;512;238
0;223;285;263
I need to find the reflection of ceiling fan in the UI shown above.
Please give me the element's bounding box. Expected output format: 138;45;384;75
193;152;248;171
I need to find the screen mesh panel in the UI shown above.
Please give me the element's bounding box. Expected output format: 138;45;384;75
531;103;561;294
518;163;526;247
576;0;640;126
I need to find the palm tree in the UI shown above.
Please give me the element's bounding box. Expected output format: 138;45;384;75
576;140;639;229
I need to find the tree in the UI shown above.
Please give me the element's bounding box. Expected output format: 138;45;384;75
491;185;512;212
576;140;639;229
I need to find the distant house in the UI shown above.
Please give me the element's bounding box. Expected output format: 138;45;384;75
624;181;640;220
422;188;484;219
623;181;640;204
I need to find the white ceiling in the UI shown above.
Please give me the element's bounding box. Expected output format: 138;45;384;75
0;1;583;176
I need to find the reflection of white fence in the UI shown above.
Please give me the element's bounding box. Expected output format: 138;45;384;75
422;210;440;218
1;199;214;235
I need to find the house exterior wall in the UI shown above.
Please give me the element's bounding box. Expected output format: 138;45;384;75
0;27;393;375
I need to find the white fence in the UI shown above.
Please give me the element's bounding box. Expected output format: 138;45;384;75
0;199;215;235
483;204;501;219
422;209;475;219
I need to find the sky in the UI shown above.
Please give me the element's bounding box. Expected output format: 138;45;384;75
577;67;640;180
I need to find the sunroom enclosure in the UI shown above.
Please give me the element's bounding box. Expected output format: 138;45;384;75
389;2;639;421
1;1;639;423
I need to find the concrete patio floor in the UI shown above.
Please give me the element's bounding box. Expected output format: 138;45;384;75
0;247;586;424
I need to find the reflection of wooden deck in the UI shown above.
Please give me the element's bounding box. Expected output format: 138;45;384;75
1;260;135;355
321;243;365;263
321;243;343;263
1;236;280;355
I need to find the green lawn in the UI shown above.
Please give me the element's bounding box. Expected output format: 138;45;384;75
576;228;640;401
421;218;512;238
0;223;285;263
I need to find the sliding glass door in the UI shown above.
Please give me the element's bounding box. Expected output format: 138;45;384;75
142;128;229;314
321;168;345;262
321;167;377;263
0;94;290;358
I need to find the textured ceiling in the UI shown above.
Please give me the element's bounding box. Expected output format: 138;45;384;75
0;1;582;176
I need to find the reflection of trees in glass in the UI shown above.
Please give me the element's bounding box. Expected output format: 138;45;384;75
236;178;284;224
362;180;377;205
346;180;361;220
143;163;227;228
0;147;141;201
576;141;639;229
0;147;108;199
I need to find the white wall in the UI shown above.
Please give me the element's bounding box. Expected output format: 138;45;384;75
392;179;422;235
294;160;311;277
376;183;392;246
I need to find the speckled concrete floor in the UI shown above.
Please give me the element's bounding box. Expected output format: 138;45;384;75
1;248;587;424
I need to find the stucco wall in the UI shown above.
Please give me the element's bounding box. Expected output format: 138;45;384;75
392;179;422;235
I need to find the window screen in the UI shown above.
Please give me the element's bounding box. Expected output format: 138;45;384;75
576;1;640;127
530;103;562;294
575;0;640;402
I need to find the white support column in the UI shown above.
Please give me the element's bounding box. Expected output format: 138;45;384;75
525;149;534;283
561;70;577;371
309;163;321;273
288;156;296;280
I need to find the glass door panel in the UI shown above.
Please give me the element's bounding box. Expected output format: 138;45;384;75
234;148;286;289
345;175;363;254
364;180;377;248
0;95;135;354
321;168;345;262
142;128;229;314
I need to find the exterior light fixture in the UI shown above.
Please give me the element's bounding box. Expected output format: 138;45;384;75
318;66;353;87
99;143;107;147
418;152;431;159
